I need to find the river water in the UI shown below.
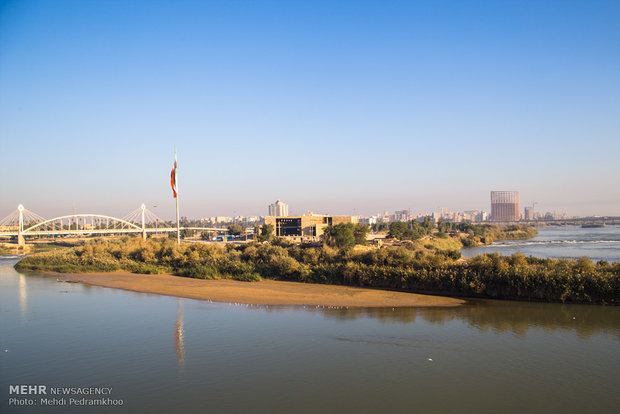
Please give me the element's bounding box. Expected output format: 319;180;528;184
461;225;620;261
1;243;619;413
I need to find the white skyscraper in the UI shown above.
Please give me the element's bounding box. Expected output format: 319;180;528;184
268;200;289;217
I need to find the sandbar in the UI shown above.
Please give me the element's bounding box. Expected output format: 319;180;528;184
56;271;464;307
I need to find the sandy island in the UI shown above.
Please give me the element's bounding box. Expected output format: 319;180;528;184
56;271;465;307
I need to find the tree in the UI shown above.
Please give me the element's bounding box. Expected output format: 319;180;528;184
323;223;355;250
257;224;274;243
353;224;370;245
200;231;212;241
408;220;426;239
181;228;196;238
388;221;408;239
422;216;434;234
403;228;422;241
372;222;389;232
437;219;450;234
228;224;243;236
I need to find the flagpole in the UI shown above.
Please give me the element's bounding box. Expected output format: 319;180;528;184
175;149;180;245
176;190;180;245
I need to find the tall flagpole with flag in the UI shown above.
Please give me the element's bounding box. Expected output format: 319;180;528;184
171;148;180;244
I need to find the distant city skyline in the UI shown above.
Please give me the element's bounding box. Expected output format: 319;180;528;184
1;1;619;219
1;192;615;223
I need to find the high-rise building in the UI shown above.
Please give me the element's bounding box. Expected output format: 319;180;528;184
490;191;520;221
393;209;411;222
524;206;533;221
268;200;289;217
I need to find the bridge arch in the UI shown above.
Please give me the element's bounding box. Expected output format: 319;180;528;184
23;214;143;234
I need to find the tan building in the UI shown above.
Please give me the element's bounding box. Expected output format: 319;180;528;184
264;212;357;239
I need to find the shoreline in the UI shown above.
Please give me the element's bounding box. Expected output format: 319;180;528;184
51;271;465;307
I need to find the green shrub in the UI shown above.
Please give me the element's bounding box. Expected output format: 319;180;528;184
178;264;221;279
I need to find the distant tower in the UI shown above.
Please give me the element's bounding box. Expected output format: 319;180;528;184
490;191;520;221
268;200;289;217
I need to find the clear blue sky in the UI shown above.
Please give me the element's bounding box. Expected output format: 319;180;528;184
1;0;619;219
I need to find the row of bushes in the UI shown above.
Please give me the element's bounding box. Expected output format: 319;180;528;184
15;237;619;304
14;238;262;281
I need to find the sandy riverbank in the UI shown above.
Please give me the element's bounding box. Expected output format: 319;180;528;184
57;271;465;307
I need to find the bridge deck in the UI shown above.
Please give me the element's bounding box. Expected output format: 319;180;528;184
0;227;230;237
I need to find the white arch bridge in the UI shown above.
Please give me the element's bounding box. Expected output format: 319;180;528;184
0;204;229;245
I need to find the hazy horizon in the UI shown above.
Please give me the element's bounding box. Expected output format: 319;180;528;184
1;1;619;220
2;186;618;222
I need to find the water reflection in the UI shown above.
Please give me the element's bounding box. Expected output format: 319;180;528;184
219;300;620;338
175;298;185;369
316;301;620;338
18;273;27;320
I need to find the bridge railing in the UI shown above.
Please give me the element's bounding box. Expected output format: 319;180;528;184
23;214;143;234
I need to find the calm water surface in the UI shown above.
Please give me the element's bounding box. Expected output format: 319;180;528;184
462;225;620;261
1;255;619;413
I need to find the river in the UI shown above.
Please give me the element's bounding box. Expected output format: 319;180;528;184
1;253;619;413
461;225;620;262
